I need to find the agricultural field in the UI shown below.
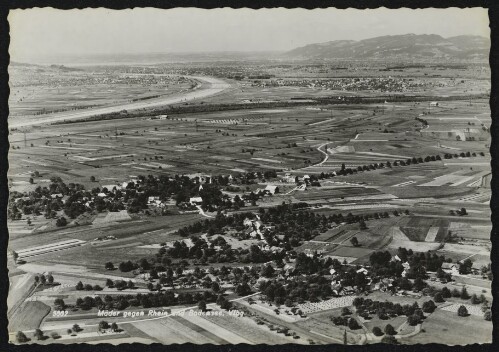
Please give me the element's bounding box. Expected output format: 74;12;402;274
7;37;492;346
402;309;492;345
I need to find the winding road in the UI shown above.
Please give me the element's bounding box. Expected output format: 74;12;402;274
9;76;231;129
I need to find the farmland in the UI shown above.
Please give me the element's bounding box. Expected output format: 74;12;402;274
7;55;491;346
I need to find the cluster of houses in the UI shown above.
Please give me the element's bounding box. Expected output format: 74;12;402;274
251;77;439;93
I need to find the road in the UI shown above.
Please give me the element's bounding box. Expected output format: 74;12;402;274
9;76;231;129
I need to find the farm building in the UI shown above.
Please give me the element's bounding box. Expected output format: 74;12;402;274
264;185;279;194
189;197;203;205
148;196;160;204
356;267;369;275
441;262;460;275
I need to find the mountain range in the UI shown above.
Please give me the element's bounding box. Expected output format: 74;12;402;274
283;34;489;60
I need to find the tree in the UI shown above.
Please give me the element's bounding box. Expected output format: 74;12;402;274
350;236;359;247
40;275;46;285
51;332;60;339
434;293;445;303
460;287;470;300
372;327;384;337
72;324;81;332
441;287;451;298
459;259;473;275
29;177;34;184
56;216;68;227
236;282;252;296
341;307;352;316
106;279;114;287
348;318;360;330
111;322;118;332
105;262;115;270
384;324;396;335
413;277;426;291
76;281;84;290
34;328;45;340
458;305;469;317
217;295;232;310
147;282;154;291
471;294;481;304
99;321;109;330
90;176;96;182
54;298;65;310
422;300;436;313
67;329;73;335
359;219;368;230
16;331;29;343
198;300;207;312
261;264;275;278
484;310;492;321
47;274;54;285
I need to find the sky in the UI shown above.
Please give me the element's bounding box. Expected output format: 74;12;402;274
9;7;489;62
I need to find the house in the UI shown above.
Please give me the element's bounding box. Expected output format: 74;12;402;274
429;101;439;107
51;193;63;199
441;262;459;275
356;268;369;275
331;280;342;291
122;180;137;189
249;230;261;239
189;197;203;205
471;262;482;275
97;192;107;198
296;184;307;191
281;173;296;183
148;196;160;204
329;268;337;275
374;278;393;292
264;185;279;194
342;286;355;295
253;220;263;229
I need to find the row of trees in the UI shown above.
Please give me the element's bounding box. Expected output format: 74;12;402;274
317;153;444;180
258;275;335;306
34;274;54;285
16;322;119;343
75;281;103;291
72;290;217;311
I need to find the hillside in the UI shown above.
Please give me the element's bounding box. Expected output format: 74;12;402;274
284;34;489;60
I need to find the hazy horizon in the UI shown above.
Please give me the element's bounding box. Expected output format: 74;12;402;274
9;7;489;64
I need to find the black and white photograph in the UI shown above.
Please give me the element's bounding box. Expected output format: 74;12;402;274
6;7;493;346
